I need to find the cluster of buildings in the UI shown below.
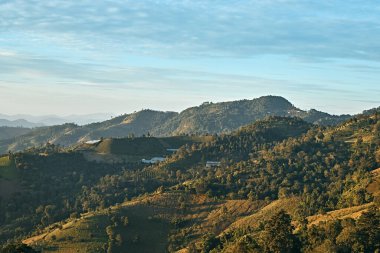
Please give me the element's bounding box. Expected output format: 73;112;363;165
206;161;221;167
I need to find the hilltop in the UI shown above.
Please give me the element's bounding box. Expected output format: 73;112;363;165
0;118;43;128
0;96;351;154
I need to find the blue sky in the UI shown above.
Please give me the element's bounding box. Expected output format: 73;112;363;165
0;0;379;116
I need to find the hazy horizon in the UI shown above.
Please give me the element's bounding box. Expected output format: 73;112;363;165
1;1;380;116
0;95;376;119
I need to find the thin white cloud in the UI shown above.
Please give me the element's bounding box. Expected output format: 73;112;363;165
0;49;17;57
1;0;380;60
0;0;379;115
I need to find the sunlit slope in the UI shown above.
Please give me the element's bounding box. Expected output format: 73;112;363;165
24;192;267;252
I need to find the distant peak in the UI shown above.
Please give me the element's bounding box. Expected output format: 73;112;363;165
256;95;292;103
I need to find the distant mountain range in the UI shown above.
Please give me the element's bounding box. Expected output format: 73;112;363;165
0;118;43;128
0;113;112;127
0;96;356;153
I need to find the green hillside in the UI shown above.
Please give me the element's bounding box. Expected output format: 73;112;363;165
0;155;17;180
1;112;379;252
0;127;31;141
23;192;268;253
91;136;211;156
0;96;352;154
75;136;213;164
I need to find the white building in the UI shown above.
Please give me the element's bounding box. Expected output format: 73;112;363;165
141;157;166;164
85;140;101;145
206;161;221;168
166;148;179;152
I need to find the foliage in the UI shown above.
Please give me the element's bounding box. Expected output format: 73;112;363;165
0;243;39;253
0;96;351;153
259;210;300;253
0;110;379;253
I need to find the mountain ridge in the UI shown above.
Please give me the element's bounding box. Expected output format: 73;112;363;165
0;96;354;154
0;118;43;128
0;113;113;126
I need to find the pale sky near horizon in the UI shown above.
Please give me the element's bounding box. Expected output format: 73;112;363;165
1;0;380;116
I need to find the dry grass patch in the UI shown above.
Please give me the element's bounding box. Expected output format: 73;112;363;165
224;197;301;233
307;202;375;227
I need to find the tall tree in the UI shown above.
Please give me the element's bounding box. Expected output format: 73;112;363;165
260;210;300;253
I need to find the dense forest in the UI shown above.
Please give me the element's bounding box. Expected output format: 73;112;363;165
0;110;379;252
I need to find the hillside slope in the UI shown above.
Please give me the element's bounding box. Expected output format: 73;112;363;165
23;169;379;253
23;192;267;253
0;111;378;252
0;96;351;154
0;127;31;140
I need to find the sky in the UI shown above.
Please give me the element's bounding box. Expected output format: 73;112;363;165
0;0;380;116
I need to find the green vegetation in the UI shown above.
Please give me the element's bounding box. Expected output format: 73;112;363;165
0;109;379;252
0;96;351;154
90;136;210;156
0;243;39;253
0;155;17;180
195;207;379;253
0;126;31;141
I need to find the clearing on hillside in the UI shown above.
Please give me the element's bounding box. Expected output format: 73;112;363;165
78;136;213;163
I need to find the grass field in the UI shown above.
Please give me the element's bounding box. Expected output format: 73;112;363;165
32;214;109;253
225;197;301;232
26;198;172;253
25;192;264;252
307;202;375;227
81;136;212;155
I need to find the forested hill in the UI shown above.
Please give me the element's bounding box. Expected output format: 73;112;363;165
0;96;351;154
0;112;379;252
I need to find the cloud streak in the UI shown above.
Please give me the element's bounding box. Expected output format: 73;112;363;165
0;52;375;105
1;0;380;60
0;1;379;115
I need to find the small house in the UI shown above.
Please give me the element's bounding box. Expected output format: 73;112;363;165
141;157;166;164
206;161;221;168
